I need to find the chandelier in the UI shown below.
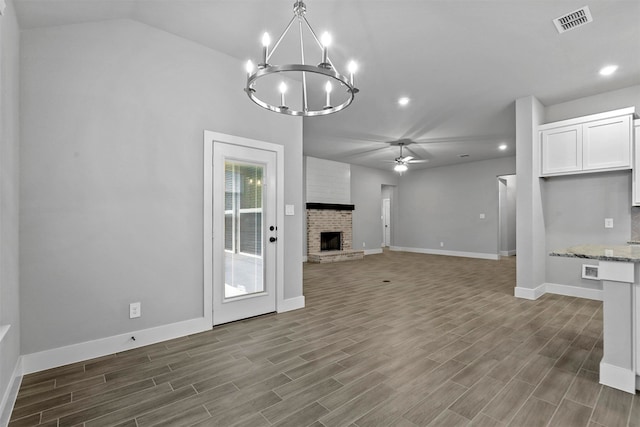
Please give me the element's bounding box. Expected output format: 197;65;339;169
244;1;359;117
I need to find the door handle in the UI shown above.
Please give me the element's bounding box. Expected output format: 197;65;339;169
269;237;277;243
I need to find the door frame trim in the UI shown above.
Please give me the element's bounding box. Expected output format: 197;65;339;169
204;130;285;325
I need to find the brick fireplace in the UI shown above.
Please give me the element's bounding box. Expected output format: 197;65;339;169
306;203;364;263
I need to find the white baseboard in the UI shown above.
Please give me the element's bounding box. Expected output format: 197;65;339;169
390;246;499;260
545;283;602;301
364;248;383;255
278;296;305;313
514;282;603;302
600;361;637;394
0;356;23;427
514;284;546;300
21;317;211;375
500;250;516;256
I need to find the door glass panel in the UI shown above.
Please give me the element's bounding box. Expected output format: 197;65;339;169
224;161;264;298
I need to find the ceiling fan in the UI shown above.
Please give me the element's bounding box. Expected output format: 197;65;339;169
387;140;428;172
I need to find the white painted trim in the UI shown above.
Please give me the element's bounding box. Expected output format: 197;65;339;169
203;137;213;326
278;296;305;313
390;246;499;260
204;131;289;324
21;317;210;375
545;282;603;301
514;284;546;300
0;357;22;427
364;248;383;256
600;361;637;394
500;250;517;257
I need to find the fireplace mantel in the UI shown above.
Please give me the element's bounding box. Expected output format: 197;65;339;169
306;203;355;211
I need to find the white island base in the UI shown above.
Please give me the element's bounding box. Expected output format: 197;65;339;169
598;261;639;394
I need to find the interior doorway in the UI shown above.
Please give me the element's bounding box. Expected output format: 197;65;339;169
498;175;517;258
382;198;391;246
381;184;396;248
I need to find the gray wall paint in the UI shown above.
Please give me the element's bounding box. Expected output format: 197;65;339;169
350;165;398;251
541;85;639;290
544;171;631;289
545;85;640;123
0;0;21;414
20;19;303;354
395;157;516;255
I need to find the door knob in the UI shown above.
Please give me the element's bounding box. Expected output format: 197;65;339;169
269;237;277;243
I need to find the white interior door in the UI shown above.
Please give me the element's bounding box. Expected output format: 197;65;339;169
212;141;277;325
382;198;391;246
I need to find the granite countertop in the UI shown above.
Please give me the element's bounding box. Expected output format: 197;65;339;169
550;244;640;263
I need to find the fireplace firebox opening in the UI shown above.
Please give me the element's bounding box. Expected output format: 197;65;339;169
320;232;342;251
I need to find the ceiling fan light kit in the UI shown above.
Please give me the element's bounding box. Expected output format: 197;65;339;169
244;1;359;117
390;141;428;173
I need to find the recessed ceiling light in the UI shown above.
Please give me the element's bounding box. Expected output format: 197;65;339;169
499;144;507;151
398;97;410;106
599;65;618;76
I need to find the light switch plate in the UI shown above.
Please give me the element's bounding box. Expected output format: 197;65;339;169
285;204;295;216
479;213;486;219
605;218;613;228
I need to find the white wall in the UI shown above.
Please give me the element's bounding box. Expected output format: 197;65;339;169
515;96;545;295
19;19;303;355
0;0;22;422
350;165;398;252
395;157;516;258
542;86;640;292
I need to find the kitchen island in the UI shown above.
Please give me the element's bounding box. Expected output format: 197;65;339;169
551;244;640;394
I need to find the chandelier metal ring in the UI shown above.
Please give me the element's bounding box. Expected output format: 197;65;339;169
244;0;359;117
245;64;356;117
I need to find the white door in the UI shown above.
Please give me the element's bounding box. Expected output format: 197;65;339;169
212;141;278;325
382;198;391;247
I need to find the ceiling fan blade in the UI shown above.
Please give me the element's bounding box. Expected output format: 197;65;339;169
402;156;414;162
408;159;429;164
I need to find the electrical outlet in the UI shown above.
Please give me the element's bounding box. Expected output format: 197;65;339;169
604;218;613;228
129;302;141;319
440;242;444;247
479;213;486;219
362;242;366;247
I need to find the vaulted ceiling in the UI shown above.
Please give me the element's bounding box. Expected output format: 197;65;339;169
14;0;640;171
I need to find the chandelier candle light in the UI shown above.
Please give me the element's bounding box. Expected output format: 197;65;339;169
244;0;359;116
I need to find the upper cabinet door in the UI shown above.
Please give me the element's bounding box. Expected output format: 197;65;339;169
583;115;632;171
541;124;583;175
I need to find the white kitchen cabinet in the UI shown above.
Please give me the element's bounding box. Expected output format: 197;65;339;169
540;107;634;177
633;120;640;206
541;124;582;175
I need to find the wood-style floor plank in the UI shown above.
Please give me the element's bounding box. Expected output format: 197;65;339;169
8;251;638;427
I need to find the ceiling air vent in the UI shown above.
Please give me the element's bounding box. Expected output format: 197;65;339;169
553;6;593;33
